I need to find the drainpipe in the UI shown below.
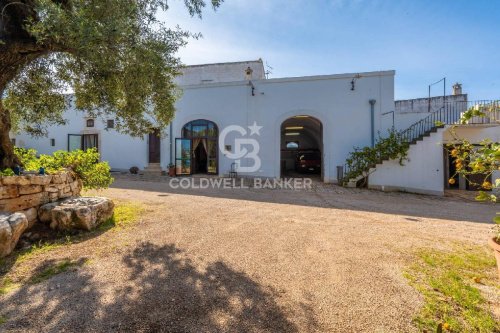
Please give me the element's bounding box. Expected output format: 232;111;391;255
369;99;376;147
169;122;173;165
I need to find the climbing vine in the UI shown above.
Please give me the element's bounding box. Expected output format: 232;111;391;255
343;129;410;184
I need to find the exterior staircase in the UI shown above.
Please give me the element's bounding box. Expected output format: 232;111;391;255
344;99;500;187
345;125;445;187
344;105;459;187
143;163;163;174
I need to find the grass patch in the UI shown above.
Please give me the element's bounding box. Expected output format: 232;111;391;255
15;241;65;264
29;259;83;284
98;202;144;231
405;245;499;332
0;278;20;295
0;315;7;325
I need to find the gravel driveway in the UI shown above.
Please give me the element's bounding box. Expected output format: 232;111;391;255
1;178;497;332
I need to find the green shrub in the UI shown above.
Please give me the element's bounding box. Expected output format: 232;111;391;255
5;147;113;190
343;129;409;183
0;168;15;176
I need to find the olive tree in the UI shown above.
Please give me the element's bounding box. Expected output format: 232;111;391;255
0;0;221;168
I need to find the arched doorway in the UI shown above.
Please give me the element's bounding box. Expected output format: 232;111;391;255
280;115;323;180
175;119;218;175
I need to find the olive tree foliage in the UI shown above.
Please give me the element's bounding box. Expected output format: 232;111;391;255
0;0;222;168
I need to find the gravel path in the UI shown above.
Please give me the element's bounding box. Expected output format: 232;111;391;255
1;179;497;332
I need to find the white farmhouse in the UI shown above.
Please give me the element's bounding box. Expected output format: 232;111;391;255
12;59;499;196
13;59;395;182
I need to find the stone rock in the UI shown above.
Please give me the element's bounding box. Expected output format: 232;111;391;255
44;185;60;193
38;202;60;223
0;192;49;212
39;197;114;231
0;185;19;199
21;207;38;228
0;212;29;257
18;184;42;195
51;174;64;184
28;175;52;186
2;176;31;186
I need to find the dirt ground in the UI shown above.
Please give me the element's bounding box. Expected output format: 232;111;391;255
1;178;498;332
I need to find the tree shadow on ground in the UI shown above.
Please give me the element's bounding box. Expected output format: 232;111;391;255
0;242;307;332
109;178;497;224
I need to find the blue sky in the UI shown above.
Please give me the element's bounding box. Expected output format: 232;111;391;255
159;0;500;100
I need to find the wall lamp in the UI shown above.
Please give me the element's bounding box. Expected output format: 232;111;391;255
350;74;361;91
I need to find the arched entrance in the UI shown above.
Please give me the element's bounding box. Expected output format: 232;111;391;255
280;115;323;180
175;119;218;175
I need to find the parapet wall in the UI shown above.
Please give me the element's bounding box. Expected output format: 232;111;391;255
0;172;82;226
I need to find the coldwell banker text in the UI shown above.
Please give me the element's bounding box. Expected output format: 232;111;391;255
169;178;313;190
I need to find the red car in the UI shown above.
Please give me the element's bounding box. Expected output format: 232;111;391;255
295;151;321;173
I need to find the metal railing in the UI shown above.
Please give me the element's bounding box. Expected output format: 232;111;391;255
402;100;500;143
342;100;500;184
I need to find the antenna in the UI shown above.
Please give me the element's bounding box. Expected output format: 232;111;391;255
265;62;273;79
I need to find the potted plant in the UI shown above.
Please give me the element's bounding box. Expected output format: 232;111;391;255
167;163;175;177
129;166;139;174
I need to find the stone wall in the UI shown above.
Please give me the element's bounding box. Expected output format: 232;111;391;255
395;94;468;114
0;172;82;227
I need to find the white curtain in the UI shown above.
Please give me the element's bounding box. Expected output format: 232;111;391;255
83;134;98;150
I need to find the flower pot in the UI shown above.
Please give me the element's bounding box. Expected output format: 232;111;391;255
168;166;175;177
488;237;500;279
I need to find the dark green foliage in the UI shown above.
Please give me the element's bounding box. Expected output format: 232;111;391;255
0;0;222;168
343;129;410;183
12;147;113;189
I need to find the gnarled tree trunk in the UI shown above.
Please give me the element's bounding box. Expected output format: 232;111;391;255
0;104;19;169
0;0;48;169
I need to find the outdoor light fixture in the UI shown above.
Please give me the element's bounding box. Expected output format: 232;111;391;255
285;126;304;130
294;115;309;118
350;74;361;91
285;132;300;136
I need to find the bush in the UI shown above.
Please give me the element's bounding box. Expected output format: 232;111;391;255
343;129;409;184
11;147;113;190
129;166;139;174
0;168;15;176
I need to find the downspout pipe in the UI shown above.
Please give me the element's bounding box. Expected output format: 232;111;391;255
169;122;173;165
369;99;376;147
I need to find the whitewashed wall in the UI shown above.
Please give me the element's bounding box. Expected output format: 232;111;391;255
170;70;395;182
368;128;445;195
15;101;150;170
14;70;395;183
368;125;499;195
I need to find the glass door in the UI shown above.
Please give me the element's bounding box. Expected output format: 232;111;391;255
207;139;218;174
175;138;192;175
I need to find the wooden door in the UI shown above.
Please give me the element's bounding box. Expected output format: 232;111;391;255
148;130;161;163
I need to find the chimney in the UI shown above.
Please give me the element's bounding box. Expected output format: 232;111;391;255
245;66;253;80
452;82;462;95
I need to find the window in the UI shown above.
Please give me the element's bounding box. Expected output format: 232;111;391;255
68;134;98;151
86;119;94;127
11;138;16;146
50;138;55;146
182;119;218;139
107;119;115;129
286;141;299;149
